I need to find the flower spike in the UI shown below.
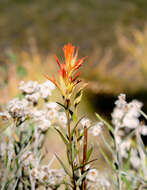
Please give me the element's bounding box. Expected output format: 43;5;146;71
45;43;87;99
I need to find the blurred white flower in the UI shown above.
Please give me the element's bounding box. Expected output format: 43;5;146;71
130;149;140;169
46;109;58;120
112;94;142;129
31;167;65;187
40;80;55;100
48;169;66;187
58;112;67;128
139;125;147;136
21;151;38;167
115;93;126;109
91;122;104;136
19;81;39;94
25;92;40;103
120;140;131;158
80;118;91;128
123;116;139;129
86;169;99;182
46;102;59;111
7;98;29;119
37;119;51;132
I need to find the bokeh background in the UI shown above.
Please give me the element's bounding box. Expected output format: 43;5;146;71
1;0;147;172
1;0;147;120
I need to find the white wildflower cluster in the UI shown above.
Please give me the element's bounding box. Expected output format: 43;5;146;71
86;169;111;190
112;94;143;130
31;166;65;188
90;121;104;136
80;118;91;128
39;81;56;100
80;118;104;136
19;80;55;104
112;93;147;172
20;151;38;167
7;98;29;120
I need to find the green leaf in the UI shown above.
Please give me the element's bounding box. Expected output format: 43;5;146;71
55;153;72;177
4;152;8;167
140;110;147;120
17;65;27;77
98;144;116;171
124;148;131;171
72;113;78;122
95;113;114;133
74;90;83;108
74;159;97;171
121;175;132;190
54;127;69;147
71;116;85;137
74;83;88;108
86;146;93;162
72;141;78;162
101;133;115;155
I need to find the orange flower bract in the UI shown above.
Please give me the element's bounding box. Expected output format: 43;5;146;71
45;43;87;98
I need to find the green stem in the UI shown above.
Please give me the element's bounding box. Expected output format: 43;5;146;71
66;102;76;190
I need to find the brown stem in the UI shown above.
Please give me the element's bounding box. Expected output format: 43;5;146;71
74;107;81;165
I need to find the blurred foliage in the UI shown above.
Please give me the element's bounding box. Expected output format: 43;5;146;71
1;0;147;114
0;0;147;53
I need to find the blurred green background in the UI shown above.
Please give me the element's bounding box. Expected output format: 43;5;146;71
1;0;147;117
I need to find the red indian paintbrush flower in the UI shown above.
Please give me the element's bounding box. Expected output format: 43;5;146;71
45;43;87;98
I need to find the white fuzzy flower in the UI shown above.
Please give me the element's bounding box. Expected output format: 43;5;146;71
115;93;126;109
37;119;51;132
91;122;103;136
123;116;139;129
48;169;66;187
42;80;56;91
40;80;55;100
80;118;91;127
19;81;39;94
46;109;58;120
7;98;28;119
120;140;131;158
111;108;124;120
86;169;99;182
21;151;37;167
58;112;67;127
46;102;59;111
31;167;65;187
25;92;40;103
139;125;147;136
130;149;140;169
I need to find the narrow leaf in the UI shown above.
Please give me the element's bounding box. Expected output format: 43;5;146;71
86;146;93;162
98;144;116;171
96;113;114;133
71;115;85;137
74;83;88;108
54;127;69;147
55;153;72;177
